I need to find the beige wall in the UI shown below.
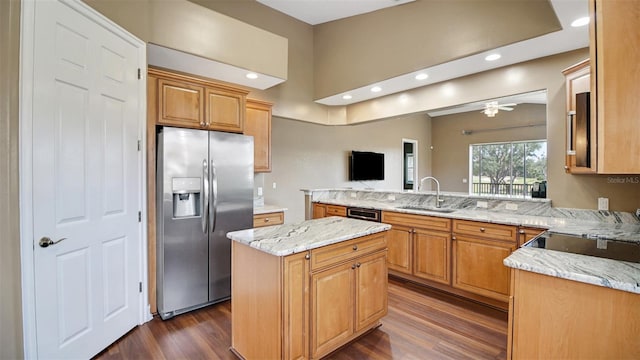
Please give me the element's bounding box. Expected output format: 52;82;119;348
264;114;433;223
432;103;546;192
0;0;23;358
313;0;561;99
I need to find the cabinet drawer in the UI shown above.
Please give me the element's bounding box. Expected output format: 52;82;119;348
453;220;517;243
326;205;347;217
311;233;387;271
381;211;451;232
253;212;284;228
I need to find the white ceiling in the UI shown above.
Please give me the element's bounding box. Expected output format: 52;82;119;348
258;0;590;107
257;0;415;25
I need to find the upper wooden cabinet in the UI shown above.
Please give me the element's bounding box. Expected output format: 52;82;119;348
563;60;596;174
591;0;640;174
245;99;273;172
150;68;248;133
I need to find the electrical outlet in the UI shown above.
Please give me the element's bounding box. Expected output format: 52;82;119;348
272;182;277;189
597;197;609;211
462;178;468;184
387;194;396;201
257;187;263;196
505;203;518;211
477;201;488;208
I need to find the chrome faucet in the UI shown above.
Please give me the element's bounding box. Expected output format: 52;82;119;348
419;176;444;208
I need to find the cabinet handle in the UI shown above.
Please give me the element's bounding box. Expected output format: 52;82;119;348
356;262;361;268
351;264;357;269
353;245;358;251
264;218;270;222
305;254;310;260
519;229;525;234
200;121;205;127
480;227;486;232
452;236;457;241
567;111;576;156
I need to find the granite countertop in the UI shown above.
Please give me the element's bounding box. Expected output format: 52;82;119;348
254;204;288;215
504;247;640;294
227;216;391;256
306;190;640;294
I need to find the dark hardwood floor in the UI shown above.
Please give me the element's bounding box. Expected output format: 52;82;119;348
95;277;507;359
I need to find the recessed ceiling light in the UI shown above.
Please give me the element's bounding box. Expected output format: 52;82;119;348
342;94;352;100
246;73;258;79
415;73;429;80
371;86;382;93
571;17;590;27
485;53;501;61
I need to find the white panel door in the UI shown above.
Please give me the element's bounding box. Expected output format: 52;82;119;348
31;0;143;358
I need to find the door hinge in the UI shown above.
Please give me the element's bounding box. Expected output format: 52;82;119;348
137;68;141;80
138;211;142;222
139;282;143;293
137;140;141;151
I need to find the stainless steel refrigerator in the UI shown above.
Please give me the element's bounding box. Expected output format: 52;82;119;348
156;126;253;320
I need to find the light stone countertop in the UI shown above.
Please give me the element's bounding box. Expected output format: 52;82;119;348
306;190;640;294
227;216;391;256
504;247;640;294
253;204;288;215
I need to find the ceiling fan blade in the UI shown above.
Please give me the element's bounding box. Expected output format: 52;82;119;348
498;107;514;111
500;103;518;107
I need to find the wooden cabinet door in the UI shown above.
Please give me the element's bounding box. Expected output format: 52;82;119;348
563;60;596;174
205;87;245;133
312;203;326;219
386;226;412;274
452;235;515;302
592;0;640;174
245;100;272;172
311;262;355;359
157;78;204;128
413;229;450;285
355;251;388;331
325;205;347;217
283;252;309;360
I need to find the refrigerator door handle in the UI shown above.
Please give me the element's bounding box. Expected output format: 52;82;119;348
202;159;209;233
210;160;218;232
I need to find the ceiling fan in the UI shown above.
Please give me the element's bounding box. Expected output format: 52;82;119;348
481;101;517;117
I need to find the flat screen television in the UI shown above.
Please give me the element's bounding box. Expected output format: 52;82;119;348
349;151;384;181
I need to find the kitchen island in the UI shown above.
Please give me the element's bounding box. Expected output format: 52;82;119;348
227;217;391;360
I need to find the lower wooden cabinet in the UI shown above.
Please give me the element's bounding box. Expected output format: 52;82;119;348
414;228;450;285
313;203;347;219
232;232;388;360
508;269;640;359
382;211;451;285
452;235;515;302
253;211;284;228
311;250;387;359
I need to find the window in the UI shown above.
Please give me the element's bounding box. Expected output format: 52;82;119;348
470;140;547;197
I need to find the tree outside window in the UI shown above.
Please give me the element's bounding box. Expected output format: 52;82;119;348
471;140;546;197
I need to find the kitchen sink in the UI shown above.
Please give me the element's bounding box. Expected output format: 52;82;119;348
395;205;457;214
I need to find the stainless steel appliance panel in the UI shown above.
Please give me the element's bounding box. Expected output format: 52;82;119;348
208;131;254;301
157;127;209;316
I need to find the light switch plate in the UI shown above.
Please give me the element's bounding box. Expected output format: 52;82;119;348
598;197;609;211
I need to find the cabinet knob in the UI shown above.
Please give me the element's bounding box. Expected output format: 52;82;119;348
452;236;457;241
356;262;361;268
519;229;525;234
480;227;486;232
264;218;270;222
351;264;357;269
305;254;310;260
200;121;205;127
564;165;570;170
353;245;358;251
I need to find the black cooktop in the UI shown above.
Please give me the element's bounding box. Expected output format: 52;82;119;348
524;232;640;263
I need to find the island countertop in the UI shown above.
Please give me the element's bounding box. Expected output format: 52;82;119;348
227;216;391;256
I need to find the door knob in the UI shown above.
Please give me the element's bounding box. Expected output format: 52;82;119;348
39;237;67;248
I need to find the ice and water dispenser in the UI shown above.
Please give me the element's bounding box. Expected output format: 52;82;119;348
172;177;201;218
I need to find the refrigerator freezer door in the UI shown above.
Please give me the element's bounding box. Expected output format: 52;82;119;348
208;131;254;301
157;127;209;318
